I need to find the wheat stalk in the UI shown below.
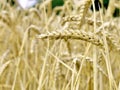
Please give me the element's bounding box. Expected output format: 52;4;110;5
60;53;108;80
61;0;92;29
86;17;102;26
0;11;11;26
54;62;62;89
106;33;120;52
37;28;103;47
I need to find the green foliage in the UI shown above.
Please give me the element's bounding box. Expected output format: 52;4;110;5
103;0;109;9
52;0;64;9
113;8;120;17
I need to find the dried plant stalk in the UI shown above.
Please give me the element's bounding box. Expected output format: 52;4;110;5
86;18;102;26
54;62;62;89
61;54;107;77
106;0;116;18
107;33;120;51
0;11;11;25
37;29;103;46
61;0;92;28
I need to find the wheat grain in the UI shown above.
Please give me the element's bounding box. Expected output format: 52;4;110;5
37;28;103;46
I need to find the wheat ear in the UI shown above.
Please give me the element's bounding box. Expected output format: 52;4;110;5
61;54;107;77
61;0;92;28
37;29;103;47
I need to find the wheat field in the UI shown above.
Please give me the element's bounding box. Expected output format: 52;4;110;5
0;0;120;90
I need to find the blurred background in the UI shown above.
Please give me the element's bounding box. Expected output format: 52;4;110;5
0;0;120;90
4;0;120;17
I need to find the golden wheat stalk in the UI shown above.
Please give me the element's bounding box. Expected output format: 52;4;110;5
61;0;92;28
86;17;102;26
54;62;62;89
107;33;120;51
37;28;103;46
0;11;11;25
61;54;107;77
97;21;120;52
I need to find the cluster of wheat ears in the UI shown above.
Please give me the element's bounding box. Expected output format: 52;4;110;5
0;0;120;90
